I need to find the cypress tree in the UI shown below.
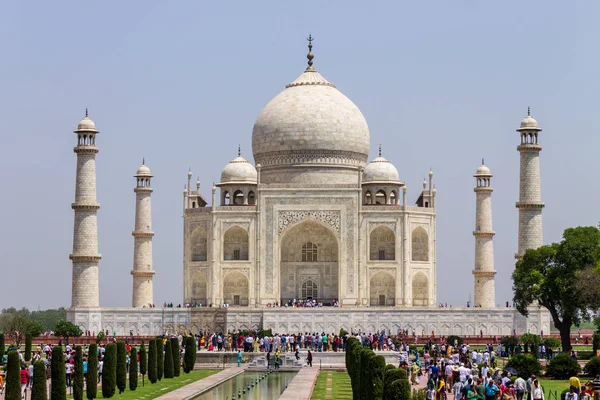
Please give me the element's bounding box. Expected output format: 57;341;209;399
139;341;147;386
73;345;84;400
163;340;174;378
51;346;67;400
369;354;386;400
31;360;47;400
0;333;5;363
156;338;164;381
192;335;197;365
102;343;117;398
86;344;98;400
116;341;127;394
184;336;194;373
346;338;361;400
359;349;376;400
170;337;180;377
129;347;138;391
5;351;21;400
148;339;157;384
24;333;32;361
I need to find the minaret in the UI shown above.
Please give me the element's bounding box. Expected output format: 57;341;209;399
473;160;496;308
70;110;101;308
131;161;155;308
516;108;544;258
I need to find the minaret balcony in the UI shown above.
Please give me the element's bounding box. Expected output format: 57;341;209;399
73;146;99;154
70;254;102;261
517;144;542;152
473;231;495;237
132;231;154;238
71;203;100;210
515;202;545;209
130;270;155;277
472;270;497;277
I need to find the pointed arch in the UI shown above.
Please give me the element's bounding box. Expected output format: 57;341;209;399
412;272;429;306
223;226;249;260
375;189;387;205
223;271;249;306
370;271;395;306
370;225;395;260
247;191;256;205
191;226;208;261
191;270;207;305
364;190;372;205
411;226;429;261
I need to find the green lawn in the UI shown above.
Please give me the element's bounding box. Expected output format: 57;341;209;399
68;369;219;400
540;379;570;398
311;370;353;400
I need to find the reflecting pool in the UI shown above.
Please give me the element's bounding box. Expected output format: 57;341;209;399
193;371;297;400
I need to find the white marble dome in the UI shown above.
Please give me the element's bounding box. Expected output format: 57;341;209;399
363;156;401;184
518;113;541;131
220;156;257;184
75;116;98;133
136;164;152;176
252;69;371;169
475;164;491;176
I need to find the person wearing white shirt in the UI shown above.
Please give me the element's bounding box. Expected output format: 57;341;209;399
515;376;527;400
459;363;468;383
481;364;490;381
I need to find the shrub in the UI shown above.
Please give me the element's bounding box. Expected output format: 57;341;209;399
191;335;197;365
543;338;561;349
520;334;542;357
184;336;195;373
447;335;464;346
0;333;5;364
384;367;409;400
139;341;147;379
561;389;569;400
129;347;138;391
157;338;164;381
31;360;47;400
546;353;581;379
24;333;32;361
51;346;67;400
500;336;519;349
148;339;157;383
340;328;349;337
584;356;600;377
5;351;21;400
346;338;361;400
388;378;411;400
360;349;377;400
171;337;180;377
102;343;117;398
593;332;600;354
73;345;84;400
116;341;127;394
506;354;542;377
369;355;386;400
86;343;98;399
411;389;426;400
163;340;174;378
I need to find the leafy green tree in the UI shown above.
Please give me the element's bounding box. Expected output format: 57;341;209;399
73;345;84;400
543;337;561;349
513;226;600;351
545;353;581;379
584;357;600;377
446;335;464;346
54;319;83;345
139;341;147;385
116;341;127;394
163;340;174;378
593;332;600;354
24;333;32;361
86;344;98;400
0;312;41;347
5;351;21;400
0;333;5;363
171;337;180;376
30;307;67;331
31;360;47;400
148;339;157;384
102;343;117;398
129;347;138;391
520;334;542;358
51;346;67;400
156;338;164;381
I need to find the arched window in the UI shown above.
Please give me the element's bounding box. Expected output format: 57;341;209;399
223;191;230;205
301;280;318;299
375;190;387;205
223;226;249;261
233;190;244;205
301;242;318;262
365;191;372;205
191;226;208;261
412;227;429;261
390;191;397;205
412;273;429;306
248;191;256;205
370;226;396;260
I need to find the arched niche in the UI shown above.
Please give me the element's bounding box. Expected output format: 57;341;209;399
369;271;395;306
223;271;249;306
412;273;429;306
370;225;395;260
223;226;249;261
411;226;429;261
191;226;208;261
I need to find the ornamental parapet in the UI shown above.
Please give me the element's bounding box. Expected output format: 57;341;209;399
517;144;542;152
70;254;102;261
73;146;99;154
134;187;153;193
362;205;435;215
185;207;212;215
473;231;495;237
130;270;155;277
215;206;257;212
255;149;367;168
472;270;497;277
72;203;100;210
515;202;545;209
474;187;493;193
132;231;154;237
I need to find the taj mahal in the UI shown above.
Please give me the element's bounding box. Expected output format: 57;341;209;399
67;39;550;336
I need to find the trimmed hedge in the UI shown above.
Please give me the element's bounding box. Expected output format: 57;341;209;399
86;343;98;399
383;367;409;400
25;333;32;361
545;353;581;379
148;338;157;384
184;336;194;373
157;338;164;381
506;354;542;377
369;355;386;400
447;335;464;346
388;379;411;400
139;341;147;380
129;347;138;391
584;356;600;377
116;341;127;394
31;360;47;400
593;332;600;354
171;337;180;377
102;343;117;398
74;345;84;400
5;351;21;400
51;346;67;400
360;349;377;400
163;340;174;378
346;338;361;400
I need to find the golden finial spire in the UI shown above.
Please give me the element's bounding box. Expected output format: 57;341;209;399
527;106;531;116
238;144;241;157
378;144;382;157
85;108;88;118
306;34;315;71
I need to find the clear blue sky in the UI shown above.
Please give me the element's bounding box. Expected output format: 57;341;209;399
1;1;597;309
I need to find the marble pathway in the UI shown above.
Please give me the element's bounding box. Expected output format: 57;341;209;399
155;365;246;400
278;366;320;400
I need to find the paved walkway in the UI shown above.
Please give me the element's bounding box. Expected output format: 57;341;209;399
278;366;320;400
155;365;246;400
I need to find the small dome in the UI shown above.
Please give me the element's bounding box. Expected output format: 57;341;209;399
136;164;152;176
517;109;542;131
363;156;401;184
75;116;98;133
220;156;257;184
474;163;492;177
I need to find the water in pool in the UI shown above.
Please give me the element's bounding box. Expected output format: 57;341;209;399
193;371;297;400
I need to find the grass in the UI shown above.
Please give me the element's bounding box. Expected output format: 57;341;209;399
311;370;353;400
540;379;570;397
67;369;219;400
